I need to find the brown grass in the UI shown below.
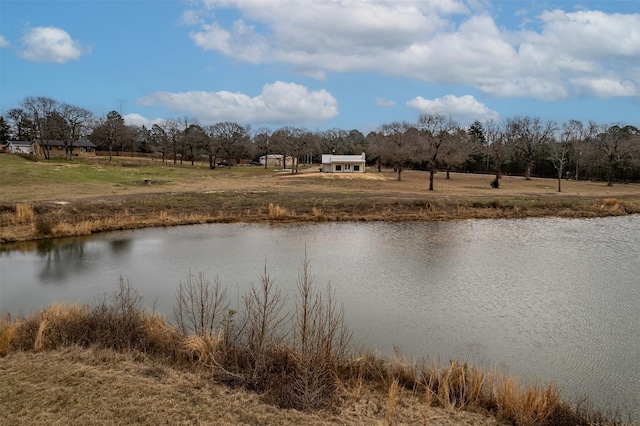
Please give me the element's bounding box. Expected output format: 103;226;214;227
2;153;640;243
1;347;508;426
14;203;34;223
1;297;633;425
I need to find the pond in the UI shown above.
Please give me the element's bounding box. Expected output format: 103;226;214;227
1;216;639;418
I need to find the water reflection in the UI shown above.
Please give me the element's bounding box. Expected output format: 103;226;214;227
1;217;639;418
37;241;86;284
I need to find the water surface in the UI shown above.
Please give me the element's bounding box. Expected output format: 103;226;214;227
1;216;639;417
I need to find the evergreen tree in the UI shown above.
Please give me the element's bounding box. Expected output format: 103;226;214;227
0;116;11;144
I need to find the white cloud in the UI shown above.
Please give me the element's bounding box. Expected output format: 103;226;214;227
180;9;204;26
375;97;396;107
137;81;338;125
19;26;89;63
123;114;166;128
569;77;637;98
0;35;9;48
406;94;499;125
186;1;640;100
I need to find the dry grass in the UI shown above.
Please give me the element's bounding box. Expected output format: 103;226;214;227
14;203;34;223
2;153;640;243
0;347;507;426
1;297;633;426
386;378;400;425
268;202;291;219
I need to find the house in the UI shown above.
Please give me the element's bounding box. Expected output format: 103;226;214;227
36;140;97;158
321;152;366;173
259;154;293;167
3;141;38;155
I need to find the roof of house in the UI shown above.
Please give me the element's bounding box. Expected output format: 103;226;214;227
37;139;96;148
5;141;33;147
321;153;366;164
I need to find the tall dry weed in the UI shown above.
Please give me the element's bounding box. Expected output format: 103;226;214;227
31;304;92;351
183;332;224;367
14;203;35;224
0;318;21;356
268;203;289;219
386;378;400;425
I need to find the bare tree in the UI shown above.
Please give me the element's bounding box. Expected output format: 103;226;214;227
550;120;596;192
484;119;508;187
440;127;482;179
59;103;93;160
90;111;126;162
378;121;417;181
7;108;36;141
365;130;385;172
162;119;181;165
319;128;349;155
21;96;59;159
417;114;458;190
209;121;249;167
506;116;557;180
271;126;297;171
598;124;637;186
180;119;206;166
289;128;311;174
149;123;169;162
253;127;272;169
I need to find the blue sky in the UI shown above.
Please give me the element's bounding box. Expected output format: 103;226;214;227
1;0;639;133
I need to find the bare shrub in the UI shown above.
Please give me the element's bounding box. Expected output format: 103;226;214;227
291;251;352;410
18;304;94;352
174;271;228;337
91;277;146;350
35;215;54;236
242;261;289;388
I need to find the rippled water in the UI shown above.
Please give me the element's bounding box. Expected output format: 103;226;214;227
1;216;639;417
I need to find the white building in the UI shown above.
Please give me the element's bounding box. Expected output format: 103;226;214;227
321;152;366;173
259;154;293;167
3;141;36;154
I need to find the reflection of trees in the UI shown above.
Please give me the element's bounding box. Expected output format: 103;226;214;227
32;237;132;285
110;239;132;255
37;241;87;284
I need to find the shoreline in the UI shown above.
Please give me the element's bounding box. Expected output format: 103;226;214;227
2;154;640;244
2;190;639;244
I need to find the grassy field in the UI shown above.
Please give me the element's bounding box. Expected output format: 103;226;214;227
1;153;640;243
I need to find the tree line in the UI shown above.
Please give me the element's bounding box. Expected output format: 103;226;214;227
2;96;639;189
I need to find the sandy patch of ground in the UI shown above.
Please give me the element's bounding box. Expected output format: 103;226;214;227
286;170;391;180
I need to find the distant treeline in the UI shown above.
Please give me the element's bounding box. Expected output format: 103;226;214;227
2;96;639;186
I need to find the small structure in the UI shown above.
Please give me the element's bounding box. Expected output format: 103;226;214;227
3;141;38;155
259;154;293;167
321;152;366;173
